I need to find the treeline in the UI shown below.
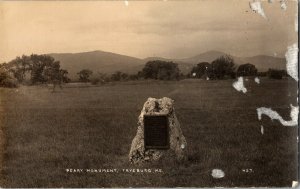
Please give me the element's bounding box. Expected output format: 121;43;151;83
85;54;288;84
81;55;237;84
0;53;288;88
0;54;70;88
76;70;142;84
80;60;182;85
188;56;288;80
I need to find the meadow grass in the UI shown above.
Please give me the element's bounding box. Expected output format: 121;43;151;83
0;78;298;187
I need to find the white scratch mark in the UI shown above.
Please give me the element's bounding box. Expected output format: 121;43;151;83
295;14;298;32
274;52;277;57
233;77;247;93
285;43;298;81
206;77;210;81
181;144;185;149
249;1;267;19
261;125;264;135
292;181;298;188
254;77;260;84
192;72;196;77
124;0;129;6
257;104;299;126
280;0;287;10
295;4;298;32
211;169;225;179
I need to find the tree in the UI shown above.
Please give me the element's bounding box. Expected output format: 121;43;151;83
137;71;144;79
30;54;58;84
0;66;17;88
90;72;110;85
257;72;268;77
267;69;285;79
128;74;139;80
237;63;257;76
60;69;71;83
7;55;31;83
121;72;129;81
111;71;122;81
209;55;236;79
190;62;210;78
77;69;93;82
6;54;70;86
99;72;110;83
110;71;129;81
44;63;70;91
43;60;61;82
141;60;180;80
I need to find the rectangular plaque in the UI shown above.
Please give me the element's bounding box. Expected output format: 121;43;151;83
144;115;169;149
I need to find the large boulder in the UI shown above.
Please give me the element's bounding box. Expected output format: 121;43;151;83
129;97;187;163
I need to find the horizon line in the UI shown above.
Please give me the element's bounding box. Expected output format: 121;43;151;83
2;49;285;63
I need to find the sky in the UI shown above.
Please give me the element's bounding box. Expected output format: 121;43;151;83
0;0;297;62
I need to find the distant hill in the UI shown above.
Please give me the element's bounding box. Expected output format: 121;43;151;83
49;50;144;79
48;50;286;79
180;50;228;64
144;51;227;64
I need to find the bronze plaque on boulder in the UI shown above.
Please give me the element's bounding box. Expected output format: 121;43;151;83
144;115;169;149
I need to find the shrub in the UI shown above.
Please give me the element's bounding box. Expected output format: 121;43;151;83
237;63;257;76
257;72;268;77
208;55;236;79
0;67;18;88
128;74;139;80
91;78;101;85
0;78;18;88
190;62;210;79
77;69;93;82
267;69;285;79
141;60;180;80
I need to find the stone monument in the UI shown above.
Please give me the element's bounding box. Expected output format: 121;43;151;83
129;97;187;163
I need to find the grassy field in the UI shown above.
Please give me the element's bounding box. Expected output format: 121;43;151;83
0;78;298;187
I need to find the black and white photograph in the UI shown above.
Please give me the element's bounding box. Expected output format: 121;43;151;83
0;0;298;187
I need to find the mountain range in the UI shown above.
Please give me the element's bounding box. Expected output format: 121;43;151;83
49;50;286;79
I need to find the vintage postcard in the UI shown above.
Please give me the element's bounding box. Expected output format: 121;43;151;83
0;0;298;188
